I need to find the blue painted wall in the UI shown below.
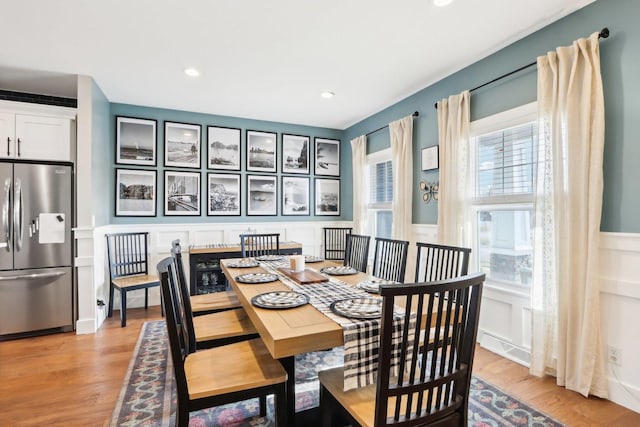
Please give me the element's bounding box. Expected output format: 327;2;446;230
342;0;640;233
91;78;111;227
109;103;342;223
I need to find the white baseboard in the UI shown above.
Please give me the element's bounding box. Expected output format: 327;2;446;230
75;318;97;335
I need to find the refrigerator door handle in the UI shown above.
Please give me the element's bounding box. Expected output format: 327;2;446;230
0;271;66;281
3;178;10;252
14;178;23;252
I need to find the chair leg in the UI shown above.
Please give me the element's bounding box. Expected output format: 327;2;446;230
145;288;149;309
108;283;115;317
160;287;165;317
176;401;190;427
120;290;127;327
259;395;267;417
275;383;288;427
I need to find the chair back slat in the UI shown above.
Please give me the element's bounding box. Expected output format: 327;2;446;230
106;232;150;279
414;242;471;283
372;237;409;283
374;273;484;426
239;233;280;258
323;227;352;260
344;233;370;273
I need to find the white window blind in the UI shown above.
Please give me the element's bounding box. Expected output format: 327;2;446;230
369;159;393;205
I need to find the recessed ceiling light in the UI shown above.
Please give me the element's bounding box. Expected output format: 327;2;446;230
321;91;335;99
184;67;200;77
432;0;453;6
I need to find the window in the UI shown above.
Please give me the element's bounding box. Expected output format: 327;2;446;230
367;148;392;239
470;103;537;291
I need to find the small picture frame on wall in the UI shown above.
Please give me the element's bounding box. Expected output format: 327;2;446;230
421;145;439;171
207;126;241;170
315;178;340;216
115;168;157;217
164;121;201;168
314;138;340;176
207;173;241;216
115;116;157;166
282;176;309;215
282;134;310;174
247;130;277;173
247;174;277;216
164;170;201;216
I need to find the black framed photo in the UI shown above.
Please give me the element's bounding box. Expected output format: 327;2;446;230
315;178;340;216
164;170;201;216
115;168;157;217
281;134;310;174
247;174;277;216
207;126;241;170
115;116;157;166
421;145;439;171
282;176;310;216
247;130;277;173
207;173;241;216
314;138;340;176
164;121;201;168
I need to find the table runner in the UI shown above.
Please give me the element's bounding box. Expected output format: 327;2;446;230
258;260;415;391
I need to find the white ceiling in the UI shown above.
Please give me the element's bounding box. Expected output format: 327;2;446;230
0;0;595;129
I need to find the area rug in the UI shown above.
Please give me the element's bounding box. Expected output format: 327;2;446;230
110;321;564;427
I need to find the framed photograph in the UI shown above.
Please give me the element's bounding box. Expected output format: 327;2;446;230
164;170;200;216
207;126;241;170
115;168;157;216
314;138;340;176
247;130;277;173
315;178;340;216
281;134;310;174
421;145;439;171
207;173;240;216
282;176;310;216
115;116;157;166
247;174;277;216
164;121;201;168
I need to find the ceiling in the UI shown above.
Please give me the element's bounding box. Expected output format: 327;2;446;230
0;0;596;129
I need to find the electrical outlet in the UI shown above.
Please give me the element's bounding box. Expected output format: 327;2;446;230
608;345;622;366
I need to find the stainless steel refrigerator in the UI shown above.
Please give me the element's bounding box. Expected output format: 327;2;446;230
0;160;73;340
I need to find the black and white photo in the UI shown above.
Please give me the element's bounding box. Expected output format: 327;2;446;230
315;178;340;215
282;176;309;215
115;169;156;216
164;170;200;215
247;174;277;216
164;121;201;168
314;138;340;176
281;134;310;174
247;130;277;172
116;117;157;166
207;126;241;170
207;173;240;216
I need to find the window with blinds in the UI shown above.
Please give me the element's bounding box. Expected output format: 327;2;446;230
370;159;393;205
367;150;393;240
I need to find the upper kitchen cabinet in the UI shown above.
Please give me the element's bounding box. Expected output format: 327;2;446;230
0;100;76;162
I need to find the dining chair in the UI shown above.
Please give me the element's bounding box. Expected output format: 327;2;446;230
414;242;472;282
344;233;371;273
323;227;353;260
171;240;241;315
318;272;485;427
105;232;162;327
157;257;288;426
371;237;409;283
170;242;258;351
240;233;280;258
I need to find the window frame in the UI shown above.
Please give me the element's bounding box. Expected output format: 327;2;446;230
366;147;393;240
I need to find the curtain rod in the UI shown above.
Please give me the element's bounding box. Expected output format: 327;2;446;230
365;111;419;137
434;27;610;109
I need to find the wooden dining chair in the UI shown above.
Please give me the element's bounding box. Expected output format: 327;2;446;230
171;240;241;315
157;257;288;426
414;242;471;282
240;233;280;258
344;233;371;273
318;273;485;427
323;227;353;260
106;232;162;327
371;237;409;283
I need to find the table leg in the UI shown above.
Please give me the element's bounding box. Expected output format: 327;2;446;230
280;356;296;427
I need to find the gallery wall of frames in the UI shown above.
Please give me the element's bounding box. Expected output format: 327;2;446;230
114;116;341;218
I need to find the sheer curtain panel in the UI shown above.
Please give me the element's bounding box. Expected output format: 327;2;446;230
350;135;368;235
389;115;413;241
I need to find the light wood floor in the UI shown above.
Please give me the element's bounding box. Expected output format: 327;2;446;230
1;306;639;426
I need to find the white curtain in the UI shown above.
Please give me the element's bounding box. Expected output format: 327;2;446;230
350;135;368;235
389;115;414;241
531;32;607;398
436;91;471;247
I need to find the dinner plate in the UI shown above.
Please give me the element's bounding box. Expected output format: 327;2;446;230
356;278;399;294
304;255;324;263
251;291;310;309
235;273;279;284
330;297;382;320
255;255;284;261
320;265;358;276
227;259;259;268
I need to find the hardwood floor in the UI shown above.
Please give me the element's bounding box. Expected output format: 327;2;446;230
1;307;639;426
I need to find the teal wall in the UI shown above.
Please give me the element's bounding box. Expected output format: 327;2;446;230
91;79;111;226
109;103;342;223
342;0;640;233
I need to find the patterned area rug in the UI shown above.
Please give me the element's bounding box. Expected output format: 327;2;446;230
110;321;564;427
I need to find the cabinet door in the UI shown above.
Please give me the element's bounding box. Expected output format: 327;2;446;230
14;114;71;161
0;112;15;158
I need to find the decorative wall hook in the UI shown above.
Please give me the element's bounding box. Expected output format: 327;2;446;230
420;181;439;203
